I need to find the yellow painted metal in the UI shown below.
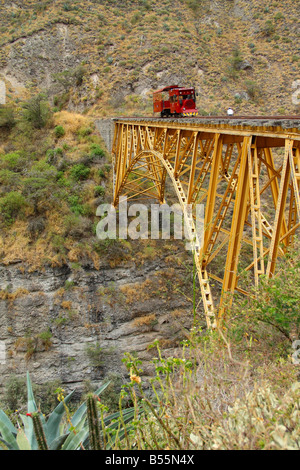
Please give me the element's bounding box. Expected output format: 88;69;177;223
248;145;265;286
111;118;300;327
218;136;252;316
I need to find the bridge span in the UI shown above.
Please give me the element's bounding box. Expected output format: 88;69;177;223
110;116;300;327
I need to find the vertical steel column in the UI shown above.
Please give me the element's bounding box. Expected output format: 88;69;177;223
266;139;293;278
219;136;252;316
201;134;223;259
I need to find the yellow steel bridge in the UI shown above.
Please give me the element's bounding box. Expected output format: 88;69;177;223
111;116;300;327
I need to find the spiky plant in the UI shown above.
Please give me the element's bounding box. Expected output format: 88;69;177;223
0;372;136;450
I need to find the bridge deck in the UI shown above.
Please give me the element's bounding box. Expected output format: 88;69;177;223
113;116;300;138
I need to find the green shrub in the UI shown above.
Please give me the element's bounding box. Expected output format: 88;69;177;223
98;165;111;178
70;163;90;181
77;127;92;138
22;94;52;129
53;92;70;111
63;1;72;11
94;185;105;197
54;125;65;138
0;151;26;172
46;148;63;164
263;20;275;36
53;65;86;91
68;195;86;215
227;48;244;77
90;143;105;159
85;342;104;367
244;80;260;100
0;169;20;187
228;240;300;346
185;0;201;13
274;12;284;21
22;162;58;214
50;234;67;255
0;191;26;223
2;375;27;412
131;12;141;25
0;105;15;129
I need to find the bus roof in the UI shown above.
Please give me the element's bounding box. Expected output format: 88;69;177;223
153;85;179;94
153;85;195;94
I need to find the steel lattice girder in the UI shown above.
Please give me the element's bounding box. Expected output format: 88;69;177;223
111;118;300;327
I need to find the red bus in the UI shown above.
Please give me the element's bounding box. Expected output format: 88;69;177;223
153;85;198;118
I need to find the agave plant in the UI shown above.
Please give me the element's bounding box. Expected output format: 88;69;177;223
0;372;136;450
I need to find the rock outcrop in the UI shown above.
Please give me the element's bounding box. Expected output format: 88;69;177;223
0;249;194;397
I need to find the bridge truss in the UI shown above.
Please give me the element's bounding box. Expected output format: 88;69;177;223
111;117;300;327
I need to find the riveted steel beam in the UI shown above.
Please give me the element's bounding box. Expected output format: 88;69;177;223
111;118;300;327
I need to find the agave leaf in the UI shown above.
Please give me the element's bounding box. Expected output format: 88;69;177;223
49;433;69;451
0;436;14;450
103;407;136;426
81;422;136;450
26;371;38;414
81;408;137;450
71;381;111;428
0;413;19;450
105;414;135;431
0;410;17;436
24;373;50;449
19;414;38;450
61;427;87;450
16;429;31;450
62;413;93;450
73;413;88;434
44;390;75;444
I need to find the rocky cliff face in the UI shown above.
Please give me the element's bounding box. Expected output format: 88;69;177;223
0;246;194;398
1;0;299;115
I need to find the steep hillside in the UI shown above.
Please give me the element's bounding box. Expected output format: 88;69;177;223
0;2;299;445
0;0;299;116
0;96;196;396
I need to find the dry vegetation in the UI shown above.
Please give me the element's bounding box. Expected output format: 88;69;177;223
118;244;300;450
0;0;299;116
120;335;299;450
0;101;114;269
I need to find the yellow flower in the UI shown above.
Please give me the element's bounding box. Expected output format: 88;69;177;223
130;374;141;384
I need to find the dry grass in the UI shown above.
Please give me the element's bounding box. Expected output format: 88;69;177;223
120;278;153;304
133;313;157;328
0;287;29;301
61;300;72;309
120;329;299;450
1;1;299;116
53;111;91;137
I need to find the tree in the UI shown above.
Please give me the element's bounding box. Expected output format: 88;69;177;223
22;161;58;215
0;105;15;130
53;65;86;91
22;94;52;129
227;239;300;346
0;191;27;224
